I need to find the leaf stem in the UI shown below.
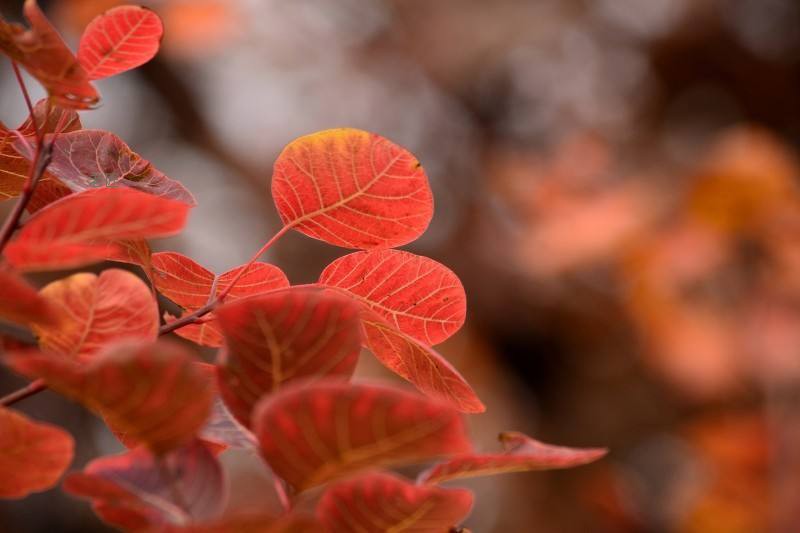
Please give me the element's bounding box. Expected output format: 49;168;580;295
0;379;46;407
10;61;38;140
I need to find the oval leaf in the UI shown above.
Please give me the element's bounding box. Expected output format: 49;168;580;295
0;268;57;326
7;339;214;454
0;0;99;108
216;288;362;427
253;381;471;490
33;269;158;362
362;316;484;413
0;407;74;499
320;249;466;345
64;440;224;530
318;471;473;533
418;431;608;484
272;128;433;249
78;6;164;80
4;188;191;271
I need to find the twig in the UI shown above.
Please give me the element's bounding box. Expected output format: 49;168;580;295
0;379;46;407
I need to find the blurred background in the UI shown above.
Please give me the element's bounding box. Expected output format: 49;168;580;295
2;0;800;531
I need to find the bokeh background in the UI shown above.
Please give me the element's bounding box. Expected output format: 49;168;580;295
2;0;800;531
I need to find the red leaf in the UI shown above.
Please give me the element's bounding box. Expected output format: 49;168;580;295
0;268;57;326
216;288;362;427
199;397;257;452
105;239;154;279
272;128;433;249
0;0;99;109
165;312;225;347
418;431;607;484
7;339;214;454
317;471;473;533
361;316;484;413
319;249;467;345
32;269;158;362
19;130;196;205
78;6;163;80
156;513;322;533
64;440;224;530
0;406;73;499
253;381;471;490
4;188;191;271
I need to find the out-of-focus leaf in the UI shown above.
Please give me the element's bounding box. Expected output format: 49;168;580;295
199;397;257;452
78;6;163;80
253;381;471;490
317;471;473;533
0;268;57;326
272;128;433;249
216;288;362;427
0;406;74;499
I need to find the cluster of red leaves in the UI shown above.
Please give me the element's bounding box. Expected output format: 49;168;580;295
0;3;606;531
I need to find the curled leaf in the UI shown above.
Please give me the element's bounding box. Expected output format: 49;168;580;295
272;128;433;249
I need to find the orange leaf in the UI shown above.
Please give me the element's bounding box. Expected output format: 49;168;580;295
0;406;73;498
272;128;433;249
7;339;214;454
317;471;473;533
0;0;98;109
33;269;158;362
253;381;471;490
4;188;191;271
78;6;163;80
216;288;362;427
0;268;57;326
418;431;607;484
319;249;467;345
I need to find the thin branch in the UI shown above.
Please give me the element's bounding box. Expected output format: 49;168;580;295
11;61;38;140
0;379;46;407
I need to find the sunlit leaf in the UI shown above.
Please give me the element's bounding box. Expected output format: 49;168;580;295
63;440;224;529
216;288;362;427
0;268;57;326
361;316;484;413
253;381;471;490
418;431;607;484
0;0;98;108
32;269;157;362
4;188;191;271
0;406;73;499
78;6;163;80
319;249;467;345
272;128;433;249
7;339;214;454
317;471;473;533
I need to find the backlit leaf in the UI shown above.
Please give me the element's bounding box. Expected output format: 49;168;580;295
0;407;73;499
33;269;157;362
199;397;257;452
7;339;214;454
253;381;471;490
317;471;473;533
216;288;362;427
64;440;224;530
78;6;163;80
4;188;191;271
0;268;57;326
319;249;467;345
0;0;98;108
361;316;484;413
418;431;607;484
19;130;196;205
272;128;433;249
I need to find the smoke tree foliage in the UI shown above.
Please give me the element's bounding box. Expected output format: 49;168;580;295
0;2;606;531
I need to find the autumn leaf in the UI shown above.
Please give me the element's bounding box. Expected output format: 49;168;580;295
0;0;98;109
418;431;607;484
216;288;362;427
7;339;214;454
317;471;473;533
253;381;471;490
361;316;484;413
4;188;191;271
154;513;323;533
0;406;74;499
78;6;163;80
32;269;157;362
16;130;196;205
319;249;467;345
0;268;57;326
272;128;433;249
64;440;225;530
199;397;257;452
